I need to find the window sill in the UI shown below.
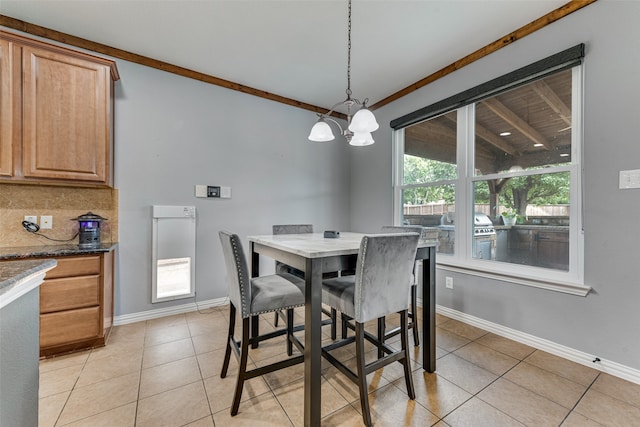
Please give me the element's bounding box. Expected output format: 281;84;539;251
435;260;591;296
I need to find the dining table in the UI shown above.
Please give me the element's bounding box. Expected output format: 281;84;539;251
248;231;436;427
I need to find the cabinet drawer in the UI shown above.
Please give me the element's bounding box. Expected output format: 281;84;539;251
45;255;101;279
40;275;100;313
40;306;101;348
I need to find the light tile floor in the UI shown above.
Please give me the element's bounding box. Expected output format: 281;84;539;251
39;307;640;426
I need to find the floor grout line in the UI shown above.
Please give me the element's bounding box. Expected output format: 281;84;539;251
40;310;640;427
558;371;602;426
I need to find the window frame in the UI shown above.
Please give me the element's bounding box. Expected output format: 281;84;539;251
392;51;589;296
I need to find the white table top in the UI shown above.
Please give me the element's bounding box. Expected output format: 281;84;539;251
248;232;365;258
248;231;435;259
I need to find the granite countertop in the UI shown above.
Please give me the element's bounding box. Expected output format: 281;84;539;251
493;225;569;231
0;259;57;309
0;242;118;261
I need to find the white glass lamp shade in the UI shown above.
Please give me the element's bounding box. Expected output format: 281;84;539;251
348;107;379;133
308;119;335;142
349;132;374;146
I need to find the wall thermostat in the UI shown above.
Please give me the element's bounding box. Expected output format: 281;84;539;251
207;186;220;197
195;185;231;199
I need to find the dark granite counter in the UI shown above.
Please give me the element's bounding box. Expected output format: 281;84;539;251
0;242;118;260
493;225;569;231
0;259;57;309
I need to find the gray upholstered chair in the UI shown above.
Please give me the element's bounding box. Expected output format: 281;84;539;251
271;224;341;339
219;231;305;416
272;224;313;278
271;224;313;327
380;225;424;346
321;232;420;427
337;225;424;347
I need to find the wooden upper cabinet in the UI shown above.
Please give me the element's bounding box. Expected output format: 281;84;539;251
0;30;119;186
0;38;16;177
22;45;110;182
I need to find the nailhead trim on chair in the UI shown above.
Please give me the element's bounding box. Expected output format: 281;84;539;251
353;235;368;321
231;234;304;319
230;236;249;317
245;304;305;318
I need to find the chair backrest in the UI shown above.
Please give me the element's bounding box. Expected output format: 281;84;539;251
381;225;424;240
272;224;313;235
381;225;423;274
218;231;252;318
353;233;420;323
273;225;313;275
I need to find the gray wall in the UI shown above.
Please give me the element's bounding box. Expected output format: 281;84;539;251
113;61;352;316
0;288;39;427
350;0;640;370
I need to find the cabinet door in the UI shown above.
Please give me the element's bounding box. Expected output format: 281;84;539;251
40;306;101;348
45;255;101;279
40;275;101;313
0;38;16;177
21;45;110;183
535;230;569;270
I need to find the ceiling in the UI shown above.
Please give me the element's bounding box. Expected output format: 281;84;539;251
405;68;573;173
1;1;570;115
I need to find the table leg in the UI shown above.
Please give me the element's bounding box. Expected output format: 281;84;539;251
304;258;322;427
250;242;259;348
422;247;436;372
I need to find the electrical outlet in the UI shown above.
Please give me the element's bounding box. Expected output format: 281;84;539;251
445;276;454;289
40;215;53;229
24;215;38;224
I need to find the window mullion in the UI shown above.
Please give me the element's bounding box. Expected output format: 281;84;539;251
455;105;473;260
392;129;405;225
570;65;584;281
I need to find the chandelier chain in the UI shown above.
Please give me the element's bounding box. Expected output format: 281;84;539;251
346;0;352;98
307;0;376;146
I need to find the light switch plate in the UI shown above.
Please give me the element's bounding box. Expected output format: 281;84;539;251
619;169;640;189
195;185;207;198
220;186;231;199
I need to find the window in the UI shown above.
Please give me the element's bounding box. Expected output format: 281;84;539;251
399;111;458;254
392;46;586;294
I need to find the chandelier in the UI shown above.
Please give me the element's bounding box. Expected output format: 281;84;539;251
307;0;379;146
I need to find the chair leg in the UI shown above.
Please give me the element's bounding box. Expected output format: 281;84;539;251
341;312;349;339
286;308;294;356
410;284;420;346
274;311;279;327
377;317;386;359
221;302;236;378
355;322;373;427
231;317;251;416
400;310;416;400
330;308;337;340
251;315;259;348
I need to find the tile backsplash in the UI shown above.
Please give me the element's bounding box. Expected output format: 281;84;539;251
0;184;118;247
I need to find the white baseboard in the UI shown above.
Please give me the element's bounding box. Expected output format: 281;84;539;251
113;297;229;326
436;304;640;385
